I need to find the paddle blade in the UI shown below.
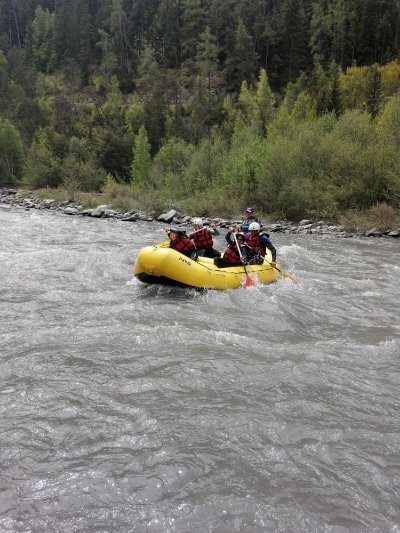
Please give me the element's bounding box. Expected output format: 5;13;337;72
245;274;255;287
280;271;296;282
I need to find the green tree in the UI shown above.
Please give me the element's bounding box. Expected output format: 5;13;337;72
224;17;257;92
256;68;275;132
309;1;332;65
209;0;236;64
281;0;310;84
23;129;61;189
312;61;333;114
110;0;129;75
0;119;24;183
131;125;151;187
181;0;208;62
144;86;166;154
366;63;382;119
196;26;219;92
291;91;317;122
220;94;237;141
137;44;163;93
377;91;400;148
125;93;145;134
29;6;55;72
187;75;209;144
97;29;117;87
151;0;181;68
0;48;10;113
103;74;124;121
283;72;307;113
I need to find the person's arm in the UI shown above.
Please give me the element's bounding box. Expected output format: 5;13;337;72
225;229;235;245
207;223;220;236
261;235;276;261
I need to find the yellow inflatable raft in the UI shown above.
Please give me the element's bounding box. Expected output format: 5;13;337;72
133;242;280;289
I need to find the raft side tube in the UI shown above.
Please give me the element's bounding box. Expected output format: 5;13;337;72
133;245;280;289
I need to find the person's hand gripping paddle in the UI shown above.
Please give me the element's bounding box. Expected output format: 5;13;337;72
233;233;255;288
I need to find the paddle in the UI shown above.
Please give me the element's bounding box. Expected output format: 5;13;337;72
233;234;255;288
260;255;296;282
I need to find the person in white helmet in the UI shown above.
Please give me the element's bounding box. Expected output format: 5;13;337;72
188;218;220;258
245;221;276;267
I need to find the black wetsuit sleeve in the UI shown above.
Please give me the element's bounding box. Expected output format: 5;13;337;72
260;235;276;261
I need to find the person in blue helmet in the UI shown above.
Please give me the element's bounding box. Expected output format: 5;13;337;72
237;207;260;232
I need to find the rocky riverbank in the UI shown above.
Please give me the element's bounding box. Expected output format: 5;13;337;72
1;188;399;239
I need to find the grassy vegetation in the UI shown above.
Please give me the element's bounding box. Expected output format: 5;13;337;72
31;186;400;232
33;185;246;218
339;203;400;232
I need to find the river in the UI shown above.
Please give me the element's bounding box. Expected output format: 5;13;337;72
0;205;399;532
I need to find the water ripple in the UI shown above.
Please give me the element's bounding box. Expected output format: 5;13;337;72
0;208;399;531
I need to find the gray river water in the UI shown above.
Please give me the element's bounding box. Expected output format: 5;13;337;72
0;205;399;532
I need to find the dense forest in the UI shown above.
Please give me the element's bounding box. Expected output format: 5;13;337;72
1;0;400;220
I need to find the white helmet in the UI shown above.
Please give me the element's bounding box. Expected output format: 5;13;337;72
248;222;260;231
192;217;203;226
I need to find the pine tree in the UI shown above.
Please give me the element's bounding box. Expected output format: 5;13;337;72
29;6;55;72
181;0;208;63
97;29;117;87
187;75;209;144
281;0;310;84
283;72;307;113
309;1;332;66
0;118;24;183
137;44;163;94
256;68;275;131
103;74;124;122
0;49;10;114
151;0;181;68
220;94;237;141
144;86;166;154
125;93;145;134
131;125;151;187
110;0;129;75
209;0;236;64
77;0;92;85
196;25;219;90
367;63;383;119
224;17;257;92
313;61;333;114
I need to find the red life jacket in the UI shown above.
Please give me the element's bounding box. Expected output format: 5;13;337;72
223;243;242;264
171;235;196;254
193;228;213;249
246;232;266;255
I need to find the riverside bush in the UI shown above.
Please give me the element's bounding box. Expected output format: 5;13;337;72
340;203;400;232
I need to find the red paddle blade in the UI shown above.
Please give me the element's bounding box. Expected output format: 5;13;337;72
245;275;255;287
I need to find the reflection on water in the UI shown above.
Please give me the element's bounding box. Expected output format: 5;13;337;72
0;206;399;531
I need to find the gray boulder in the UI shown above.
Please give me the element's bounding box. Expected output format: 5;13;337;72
299;219;313;226
90;204;110;217
64;207;79;215
42;199;55;207
388;228;400;238
121;213;139;222
157;209;179;223
268;223;283;232
365;227;383;237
